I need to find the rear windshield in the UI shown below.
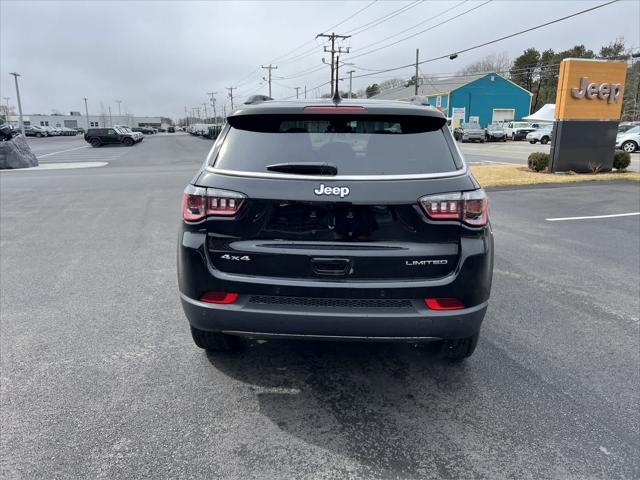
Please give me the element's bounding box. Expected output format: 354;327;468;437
211;114;461;175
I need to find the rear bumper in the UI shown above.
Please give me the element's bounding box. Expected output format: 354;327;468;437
181;294;487;340
178;229;493;341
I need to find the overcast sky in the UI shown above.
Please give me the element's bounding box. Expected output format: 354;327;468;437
1;0;638;120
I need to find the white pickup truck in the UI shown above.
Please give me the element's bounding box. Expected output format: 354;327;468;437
504;121;536;141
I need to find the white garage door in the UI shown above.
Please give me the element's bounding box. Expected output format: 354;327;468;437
492;109;515;124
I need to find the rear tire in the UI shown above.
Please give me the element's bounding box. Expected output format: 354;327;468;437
90;138;101;147
529;140;536;144
441;334;479;361
190;326;242;353
123;137;134;147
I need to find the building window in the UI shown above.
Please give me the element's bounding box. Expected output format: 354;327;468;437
90;121;99;127
436;96;442;108
40;121;49;126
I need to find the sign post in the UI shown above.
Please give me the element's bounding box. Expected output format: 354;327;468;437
549;59;627;173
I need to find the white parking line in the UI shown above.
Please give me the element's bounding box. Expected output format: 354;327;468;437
471;159;517;165
546;212;640;222
37;145;90;158
0;162;107;172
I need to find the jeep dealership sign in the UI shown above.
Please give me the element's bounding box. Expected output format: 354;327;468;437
550;59;627;173
570;77;623;104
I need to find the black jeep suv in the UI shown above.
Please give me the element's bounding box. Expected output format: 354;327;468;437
84;127;140;147
178;99;493;360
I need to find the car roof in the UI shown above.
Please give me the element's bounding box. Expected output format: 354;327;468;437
229;98;446;119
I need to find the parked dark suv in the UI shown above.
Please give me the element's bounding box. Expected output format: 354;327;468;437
178;99;493;360
84;127;141;147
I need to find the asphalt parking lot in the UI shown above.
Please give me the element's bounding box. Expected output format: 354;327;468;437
1;135;639;479
459;140;640;171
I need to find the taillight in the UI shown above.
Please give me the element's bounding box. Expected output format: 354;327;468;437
200;291;239;304
182;185;245;222
425;298;465;310
419;189;488;227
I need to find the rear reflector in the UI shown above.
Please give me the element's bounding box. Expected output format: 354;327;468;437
200;292;239;304
425;298;465;310
303;106;366;113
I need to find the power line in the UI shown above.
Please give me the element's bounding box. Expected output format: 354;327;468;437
346;0;423;36
440;0;620;61
350;0;620;80
275;0;426;68
234;0;378;85
349;0;492;61
349;0;469;55
275;0;475;83
270;0;378;65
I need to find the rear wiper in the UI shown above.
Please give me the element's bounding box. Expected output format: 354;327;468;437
266;162;338;176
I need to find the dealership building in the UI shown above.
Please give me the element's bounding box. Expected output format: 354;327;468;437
372;72;533;127
7;112;163;129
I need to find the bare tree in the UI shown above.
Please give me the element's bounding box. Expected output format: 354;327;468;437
457;52;512;76
378;78;405;90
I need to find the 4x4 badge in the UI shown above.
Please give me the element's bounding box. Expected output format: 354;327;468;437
314;184;350;198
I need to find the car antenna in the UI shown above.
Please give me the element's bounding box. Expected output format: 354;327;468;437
332;55;341;103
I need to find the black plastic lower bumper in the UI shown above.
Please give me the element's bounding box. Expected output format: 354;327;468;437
181;294;487;340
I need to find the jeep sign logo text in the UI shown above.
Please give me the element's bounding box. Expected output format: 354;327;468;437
314;184;350;198
571;76;622;104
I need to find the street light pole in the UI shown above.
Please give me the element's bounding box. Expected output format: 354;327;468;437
108;106;113;127
83;97;90;129
295;87;300;99
9;73;24;134
115;99;122;118
202;103;208;121
347;70;355;99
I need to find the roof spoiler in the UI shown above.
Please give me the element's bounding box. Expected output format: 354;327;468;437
244;95;273;105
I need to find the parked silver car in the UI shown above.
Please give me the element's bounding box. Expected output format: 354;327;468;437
454;123;485;142
484;124;507;142
616;126;639;153
526;125;553;144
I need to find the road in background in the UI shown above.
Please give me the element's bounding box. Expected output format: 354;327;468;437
459;140;640;171
1;135;639;479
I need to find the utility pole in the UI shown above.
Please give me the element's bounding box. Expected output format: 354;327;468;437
347;70;355;99
2;97;9;116
316;32;351;93
295;87;301;99
261;64;278;97
184;106;189;126
226;87;235;110
9;73;24;134
83;97;90;129
202;103;209;121
207;92;217;123
108;106;113;126
415;49;420;96
115;99;122;118
196;107;201;120
304;86;307;99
